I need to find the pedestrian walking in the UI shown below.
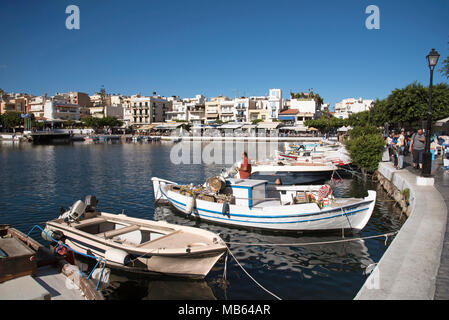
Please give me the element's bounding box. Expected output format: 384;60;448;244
410;128;426;169
396;129;406;169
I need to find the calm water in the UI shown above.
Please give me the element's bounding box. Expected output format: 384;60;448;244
0;140;405;300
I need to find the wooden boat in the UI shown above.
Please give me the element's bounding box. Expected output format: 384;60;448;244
42;196;227;279
152;176;376;233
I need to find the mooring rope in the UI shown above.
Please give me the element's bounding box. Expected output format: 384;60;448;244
226;246;282;300
26;225;106;290
224;231;398;247
223;231;397;300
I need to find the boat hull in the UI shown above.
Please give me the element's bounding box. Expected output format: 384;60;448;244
63;237;223;279
45;212;226;279
250;170;334;184
159;182;376;233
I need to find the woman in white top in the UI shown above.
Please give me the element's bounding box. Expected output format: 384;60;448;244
396;129;406;169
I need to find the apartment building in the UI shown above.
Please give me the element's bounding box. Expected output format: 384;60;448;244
233;97;255;123
185;95;206;126
218;100;235;122
43;99;80;121
289;97;321;125
334;98;374;119
0;94;31;115
268;88;283;120
248;96;270;122
205;96;232;123
126;94;171;127
165;97;188;122
164;94;205;125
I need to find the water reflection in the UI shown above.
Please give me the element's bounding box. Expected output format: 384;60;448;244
102;273;217;300
0;141;404;300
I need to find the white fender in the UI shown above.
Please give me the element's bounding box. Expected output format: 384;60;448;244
105;248;131;265
185;196;196;214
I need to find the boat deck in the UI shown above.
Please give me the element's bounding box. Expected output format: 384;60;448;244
138;230;214;250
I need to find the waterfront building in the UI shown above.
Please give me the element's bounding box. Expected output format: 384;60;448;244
278;109;300;125
334;98;374;119
165;94;205;125
43;98;80;121
233;97;256;123
185;94;206;126
205;96;231;124
166;97;188;122
0;95;30;115
248;96;270;122
127;94;171;128
268;88;283;120
218;100;235;123
28;95;46;119
290;97;320;124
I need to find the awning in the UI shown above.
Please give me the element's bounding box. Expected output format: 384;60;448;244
280;126;308;132
278;115;296;121
153;123;183;130
137;124;158;130
257;122;281;129
242;124;257;129
435;117;449;126
219;123;243;129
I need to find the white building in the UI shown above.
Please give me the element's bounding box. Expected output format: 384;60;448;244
166;97;188;122
289;98;321;124
268;88;283;120
126;95;171;127
233;97;255;123
185;95;206;126
29;96;46;119
334;98;374;119
219;100;235;122
43;99;80;121
165;94;205;125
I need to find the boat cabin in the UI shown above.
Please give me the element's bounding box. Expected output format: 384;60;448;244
225;178;267;208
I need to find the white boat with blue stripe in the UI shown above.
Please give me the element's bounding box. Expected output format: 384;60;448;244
152;177;376;233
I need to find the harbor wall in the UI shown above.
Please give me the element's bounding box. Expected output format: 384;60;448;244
355;162;447;299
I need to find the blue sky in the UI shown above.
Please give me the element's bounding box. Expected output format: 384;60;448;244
0;0;448;108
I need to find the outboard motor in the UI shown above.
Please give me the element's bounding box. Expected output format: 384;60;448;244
85;195;98;212
59;200;86;222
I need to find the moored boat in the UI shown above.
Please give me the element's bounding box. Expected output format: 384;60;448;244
152;176;376;233
248;160;338;184
42;196;227;279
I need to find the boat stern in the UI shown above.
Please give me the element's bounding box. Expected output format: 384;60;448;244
353;190;377;232
152;177;176;204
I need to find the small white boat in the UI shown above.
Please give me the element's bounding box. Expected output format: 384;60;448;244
42;196;227;279
152;176;376;233
247;160;338;185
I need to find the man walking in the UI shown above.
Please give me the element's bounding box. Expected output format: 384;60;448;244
410;128;426;169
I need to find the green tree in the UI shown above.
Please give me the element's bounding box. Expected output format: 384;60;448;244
345;125;385;173
438;40;449;79
368;82;449;128
0;112;22;130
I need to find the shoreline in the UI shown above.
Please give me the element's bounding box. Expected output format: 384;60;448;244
355;161;448;299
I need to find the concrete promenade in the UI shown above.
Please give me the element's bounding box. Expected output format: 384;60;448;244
355;160;448;299
161;136;324;142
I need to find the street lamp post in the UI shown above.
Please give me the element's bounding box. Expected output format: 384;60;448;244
422;48;440;177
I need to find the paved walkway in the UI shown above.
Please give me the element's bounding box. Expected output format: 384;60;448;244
400;154;449;300
356;155;448;299
412;158;449;300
